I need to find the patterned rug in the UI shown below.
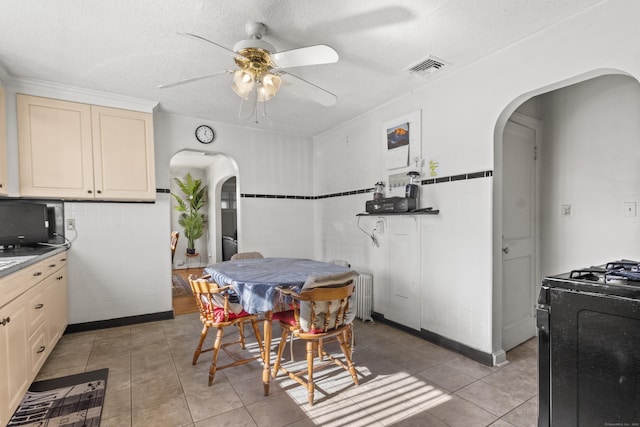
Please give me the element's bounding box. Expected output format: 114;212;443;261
8;368;108;427
172;274;192;297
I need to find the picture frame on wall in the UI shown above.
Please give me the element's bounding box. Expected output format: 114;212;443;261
384;110;421;171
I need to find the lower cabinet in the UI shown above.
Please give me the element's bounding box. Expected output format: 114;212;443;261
0;297;30;427
0;252;68;426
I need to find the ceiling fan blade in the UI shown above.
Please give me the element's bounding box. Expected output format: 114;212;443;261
280;72;337;107
157;70;230;89
270;45;339;69
177;32;242;59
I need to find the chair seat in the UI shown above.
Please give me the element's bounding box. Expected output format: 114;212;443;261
273;310;333;335
210;305;251;323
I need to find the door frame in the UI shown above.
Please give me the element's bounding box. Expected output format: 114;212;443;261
492;111;541;364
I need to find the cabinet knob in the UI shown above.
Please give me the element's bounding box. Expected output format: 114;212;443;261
33;271;42;277
97;190;102;194
88;190;92;194
36;346;46;354
0;183;3;188
35;303;44;310
48;264;57;268
1;317;10;326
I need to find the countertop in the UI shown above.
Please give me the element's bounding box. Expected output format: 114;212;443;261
0;245;68;279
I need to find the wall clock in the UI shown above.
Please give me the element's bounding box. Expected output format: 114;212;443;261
195;125;215;144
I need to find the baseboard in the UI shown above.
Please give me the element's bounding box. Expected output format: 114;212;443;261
371;311;494;366
64;311;174;334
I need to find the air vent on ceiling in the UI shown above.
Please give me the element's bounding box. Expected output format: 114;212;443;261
405;55;447;77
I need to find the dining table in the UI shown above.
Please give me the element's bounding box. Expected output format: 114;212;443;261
203;257;351;395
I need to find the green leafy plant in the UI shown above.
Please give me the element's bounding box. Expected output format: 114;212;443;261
172;173;207;254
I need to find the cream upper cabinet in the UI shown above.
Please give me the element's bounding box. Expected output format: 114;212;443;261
17;94;155;201
0;86;7;196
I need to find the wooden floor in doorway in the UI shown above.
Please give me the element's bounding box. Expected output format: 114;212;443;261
171;267;203;315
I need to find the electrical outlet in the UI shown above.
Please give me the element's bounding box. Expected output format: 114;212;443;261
624;202;637;217
66;218;76;230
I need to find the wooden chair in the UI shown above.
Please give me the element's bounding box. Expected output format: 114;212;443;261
188;274;264;385
230;251;264;260
272;271;359;405
170;231;179;263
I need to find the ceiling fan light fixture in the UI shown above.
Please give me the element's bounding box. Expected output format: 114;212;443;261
231;69;255;99
257;73;281;101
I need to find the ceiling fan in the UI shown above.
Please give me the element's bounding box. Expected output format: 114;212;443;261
158;22;339;121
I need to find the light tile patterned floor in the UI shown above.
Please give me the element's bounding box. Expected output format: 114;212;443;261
36;314;538;426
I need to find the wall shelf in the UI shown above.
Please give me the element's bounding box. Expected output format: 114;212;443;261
356;209;439;217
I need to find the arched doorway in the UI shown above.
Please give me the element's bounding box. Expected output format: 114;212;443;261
168;150;239;312
492;70;638;362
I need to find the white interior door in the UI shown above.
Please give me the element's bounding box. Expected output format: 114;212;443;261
502;119;537;351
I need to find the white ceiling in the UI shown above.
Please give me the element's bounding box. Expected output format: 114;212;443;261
0;0;604;138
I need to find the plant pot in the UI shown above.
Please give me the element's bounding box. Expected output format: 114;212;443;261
186;248;196;255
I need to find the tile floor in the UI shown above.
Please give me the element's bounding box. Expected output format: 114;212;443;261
36;314;538;426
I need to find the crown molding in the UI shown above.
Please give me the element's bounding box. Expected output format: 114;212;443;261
8;77;158;113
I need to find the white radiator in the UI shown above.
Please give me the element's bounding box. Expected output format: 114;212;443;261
354;273;374;322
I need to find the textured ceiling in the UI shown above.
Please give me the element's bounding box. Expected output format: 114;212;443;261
0;0;604;137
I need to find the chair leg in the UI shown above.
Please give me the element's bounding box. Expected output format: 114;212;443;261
208;327;225;386
337;330;359;386
307;340;316;405
193;324;209;365
237;321;246;349
272;329;289;378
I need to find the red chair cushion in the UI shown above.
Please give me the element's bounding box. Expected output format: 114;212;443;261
209;304;251;323
273;310;324;334
273;309;296;326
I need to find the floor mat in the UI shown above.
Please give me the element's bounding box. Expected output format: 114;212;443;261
8;368;108;427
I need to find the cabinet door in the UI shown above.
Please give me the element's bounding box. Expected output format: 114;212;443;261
0;298;29;426
91;106;155;200
45;266;68;347
17;94;95;198
0;86;7;196
387;216;421;330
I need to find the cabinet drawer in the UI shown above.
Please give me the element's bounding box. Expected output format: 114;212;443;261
29;324;48;376
0;261;43;308
41;253;67;278
26;284;46;337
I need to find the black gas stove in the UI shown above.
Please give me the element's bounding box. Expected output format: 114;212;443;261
537;259;640;426
542;259;640;299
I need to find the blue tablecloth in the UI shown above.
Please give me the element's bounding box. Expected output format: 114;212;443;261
204;257;351;314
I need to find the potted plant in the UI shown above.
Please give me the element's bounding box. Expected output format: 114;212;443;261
172;173;207;255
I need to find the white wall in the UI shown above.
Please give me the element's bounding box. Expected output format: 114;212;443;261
539;74;640;275
154;112;316;259
64;196;170;324
313;0;640;356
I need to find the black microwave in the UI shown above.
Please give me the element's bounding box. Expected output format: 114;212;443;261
0;201;49;246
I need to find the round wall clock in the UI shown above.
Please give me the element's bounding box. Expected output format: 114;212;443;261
195;125;215;144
